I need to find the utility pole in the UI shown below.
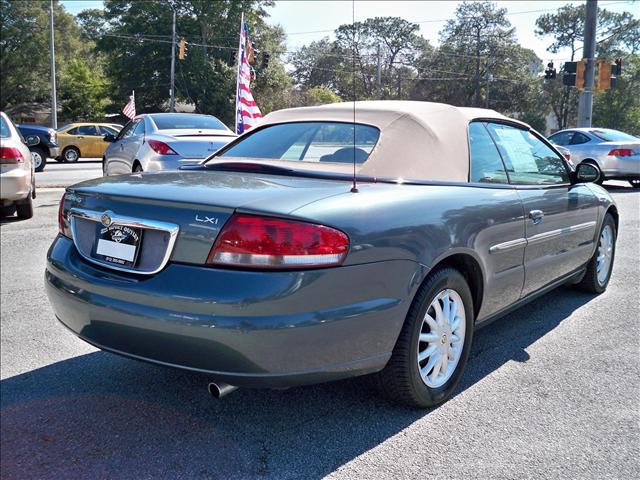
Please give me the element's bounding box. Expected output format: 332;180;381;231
475;27;481;107
376;43;381;99
169;8;176;112
49;0;57;129
577;0;598;127
486;73;493;109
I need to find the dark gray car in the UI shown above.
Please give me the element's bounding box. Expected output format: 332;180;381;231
46;101;618;407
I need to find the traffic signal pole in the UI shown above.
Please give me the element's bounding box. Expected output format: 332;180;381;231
49;0;57;129
169;8;176;112
577;0;598;127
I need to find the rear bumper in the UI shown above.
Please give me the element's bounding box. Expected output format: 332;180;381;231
600;156;640;179
0;167;31;201
45;235;418;387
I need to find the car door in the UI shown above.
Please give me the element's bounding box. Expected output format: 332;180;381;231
486;122;600;297
120;119;144;171
467;122;526;318
81;125;103;157
105;121;135;175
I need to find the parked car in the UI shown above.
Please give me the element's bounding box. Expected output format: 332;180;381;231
56;123;123;162
102;113;237;175
1;112;39;219
548;128;640;188
16;124;60;172
47;101;617;407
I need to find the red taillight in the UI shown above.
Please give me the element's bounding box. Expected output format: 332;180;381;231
207;214;350;269
148;139;178;155
608;148;633;157
0;147;24;164
58;194;69;237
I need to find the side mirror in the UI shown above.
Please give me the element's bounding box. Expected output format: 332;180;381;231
103;134;116;142
26;135;40;147
575;163;600;183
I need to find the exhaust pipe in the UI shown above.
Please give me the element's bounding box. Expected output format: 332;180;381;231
208;382;238;398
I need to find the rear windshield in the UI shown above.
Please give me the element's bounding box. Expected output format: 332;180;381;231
150;114;228;131
591;129;639;142
217;122;380;164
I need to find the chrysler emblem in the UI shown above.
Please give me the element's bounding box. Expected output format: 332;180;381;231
101;212;112;227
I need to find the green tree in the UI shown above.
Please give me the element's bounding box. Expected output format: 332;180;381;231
411;1;542;122
0;0;90;110
58;58;109;120
88;0;286;126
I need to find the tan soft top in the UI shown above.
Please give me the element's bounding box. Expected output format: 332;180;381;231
254;101;530;182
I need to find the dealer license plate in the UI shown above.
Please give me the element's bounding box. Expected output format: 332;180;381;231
93;224;143;268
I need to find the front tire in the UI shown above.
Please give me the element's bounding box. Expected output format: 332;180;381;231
377;267;474;408
576;214;616;293
31;147;47;172
62;146;80;163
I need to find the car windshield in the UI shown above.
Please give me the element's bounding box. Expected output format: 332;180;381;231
590;129;639;142
150;114;228;131
214;122;380;165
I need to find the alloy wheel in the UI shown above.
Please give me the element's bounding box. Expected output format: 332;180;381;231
596;225;613;285
417;289;466;388
31;151;43;170
65;149;79;162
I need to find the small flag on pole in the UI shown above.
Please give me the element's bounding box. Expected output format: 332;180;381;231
235;19;262;134
122;91;136;119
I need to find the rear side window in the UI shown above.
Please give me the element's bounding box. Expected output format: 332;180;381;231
218;122;380;164
486;123;569;185
570;132;591;145
0;116;10;138
99;126;119;136
133;120;145;136
548;131;574;146
468;122;508;184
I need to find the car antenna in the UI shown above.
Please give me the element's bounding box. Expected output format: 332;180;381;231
350;0;358;193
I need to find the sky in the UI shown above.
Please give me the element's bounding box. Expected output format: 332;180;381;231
60;0;639;65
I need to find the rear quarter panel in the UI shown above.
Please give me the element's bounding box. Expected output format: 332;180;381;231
287;183;527;321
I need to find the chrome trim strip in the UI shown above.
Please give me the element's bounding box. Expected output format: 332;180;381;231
69;207;179;275
527;221;597;246
489;238;527;254
489;221;597;254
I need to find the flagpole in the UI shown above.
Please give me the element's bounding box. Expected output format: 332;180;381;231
235;12;244;134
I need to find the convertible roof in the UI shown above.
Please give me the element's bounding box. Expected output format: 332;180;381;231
258;101;530;182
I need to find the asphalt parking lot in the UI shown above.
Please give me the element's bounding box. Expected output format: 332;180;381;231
1;175;639;479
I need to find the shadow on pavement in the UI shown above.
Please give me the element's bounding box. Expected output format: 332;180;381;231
0;286;596;479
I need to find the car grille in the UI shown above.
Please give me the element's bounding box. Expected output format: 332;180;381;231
69;209;179;275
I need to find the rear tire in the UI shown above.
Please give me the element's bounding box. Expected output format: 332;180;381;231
133;163;143;173
377;267;474;408
576;214;616;294
16;196;34;220
31;147;47;172
62;146;80;163
1;205;16;218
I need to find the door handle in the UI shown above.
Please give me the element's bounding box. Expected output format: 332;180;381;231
529;210;544;224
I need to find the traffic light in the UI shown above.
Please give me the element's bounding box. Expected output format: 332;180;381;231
595;59;612;92
178;38;186;60
612;57;622;76
562;61;578;86
544;62;557;80
261;52;270;70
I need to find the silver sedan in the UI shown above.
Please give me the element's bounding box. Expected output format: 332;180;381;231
102;113;237;175
548;128;640;188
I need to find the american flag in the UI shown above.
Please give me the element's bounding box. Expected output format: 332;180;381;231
235;22;262;134
122;91;136;119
